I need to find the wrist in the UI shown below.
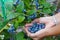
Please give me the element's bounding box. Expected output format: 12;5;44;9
43;29;50;37
51;13;60;26
52;16;57;25
54;13;60;24
39;29;49;38
44;28;52;36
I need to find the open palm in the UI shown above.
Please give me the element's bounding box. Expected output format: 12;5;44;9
24;16;56;40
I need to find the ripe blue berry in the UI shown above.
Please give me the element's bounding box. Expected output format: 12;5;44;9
28;13;37;19
34;0;39;10
39;23;45;29
23;9;26;13
16;0;20;5
36;2;39;10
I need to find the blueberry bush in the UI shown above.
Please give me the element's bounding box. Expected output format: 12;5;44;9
0;0;60;40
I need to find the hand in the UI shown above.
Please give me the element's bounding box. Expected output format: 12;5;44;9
24;27;47;39
24;16;56;39
25;16;55;28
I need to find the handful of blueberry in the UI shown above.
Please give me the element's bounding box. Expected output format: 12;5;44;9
28;23;45;33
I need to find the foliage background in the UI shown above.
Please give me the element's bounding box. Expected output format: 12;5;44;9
0;0;60;40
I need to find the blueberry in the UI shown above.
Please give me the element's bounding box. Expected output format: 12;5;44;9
38;25;41;30
40;23;45;29
8;29;11;33
28;27;32;32
28;13;37;19
34;0;39;10
28;23;37;33
34;27;38;31
16;0;20;5
36;2;39;10
23;9;26;13
13;0;20;7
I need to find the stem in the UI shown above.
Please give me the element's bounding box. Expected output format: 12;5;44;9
1;0;7;21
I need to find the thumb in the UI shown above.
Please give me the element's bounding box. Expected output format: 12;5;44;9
32;18;40;23
25;23;33;28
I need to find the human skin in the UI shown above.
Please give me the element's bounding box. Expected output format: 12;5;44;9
24;13;60;40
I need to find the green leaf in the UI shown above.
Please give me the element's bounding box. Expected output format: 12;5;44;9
6;11;19;20
0;30;10;40
5;4;13;11
43;8;52;14
39;0;46;4
4;0;13;3
0;20;9;30
16;1;24;13
0;12;3;17
43;2;51;8
23;0;31;9
27;9;36;15
51;5;57;12
15;32;26;40
18;16;25;23
4;0;13;11
14;20;19;29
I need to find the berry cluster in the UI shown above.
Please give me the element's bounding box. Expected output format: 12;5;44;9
35;0;39;10
28;23;45;33
8;24;15;34
28;13;37;19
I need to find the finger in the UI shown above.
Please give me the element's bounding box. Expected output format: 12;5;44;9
23;27;28;33
25;23;33;27
24;27;31;36
32;18;40;23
